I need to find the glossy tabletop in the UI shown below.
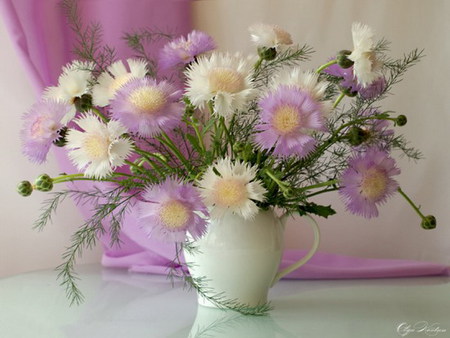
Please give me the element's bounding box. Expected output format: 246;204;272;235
0;264;449;338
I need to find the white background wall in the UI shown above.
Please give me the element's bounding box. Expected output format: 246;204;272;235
1;0;449;277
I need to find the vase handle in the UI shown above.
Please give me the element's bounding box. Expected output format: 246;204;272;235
270;214;321;287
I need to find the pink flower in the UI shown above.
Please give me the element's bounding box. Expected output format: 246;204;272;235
339;148;401;218
255;85;326;158
137;178;208;242
21;100;72;163
110;78;183;137
159;30;216;70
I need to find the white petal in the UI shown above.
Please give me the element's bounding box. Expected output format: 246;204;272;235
108;60;128;78
127;58;148;77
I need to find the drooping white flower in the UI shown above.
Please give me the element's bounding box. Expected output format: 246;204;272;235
348;22;383;88
197;157;267;220
44;60;95;122
66;113;133;178
92;59;148;107
248;23;293;50
185;52;257;118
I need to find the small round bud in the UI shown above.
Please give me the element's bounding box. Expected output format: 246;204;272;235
336;50;354;69
346;127;370;146
74;94;93;112
17;180;33;196
34;174;53;192
396;115;407;126
257;47;277;61
233;142;246;154
53;127;68;147
340;86;358;97
421;215;436;230
282;187;294;199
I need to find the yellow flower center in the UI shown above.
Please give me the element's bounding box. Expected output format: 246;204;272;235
272;105;301;135
159;200;190;229
209;68;245;94
360;168;388;200
129;86;167;114
110;74;133;93
83;135;109;160
273;26;293;45
213;179;248;207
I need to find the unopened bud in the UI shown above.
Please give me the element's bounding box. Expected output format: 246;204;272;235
421;215;436;230
336;50;354;69
396;115;407;126
257;47;277;61
17;180;33;196
346;126;370;146
74;94;93;112
34;174;53;192
340;86;358;97
53;127;68;147
282;187;294;199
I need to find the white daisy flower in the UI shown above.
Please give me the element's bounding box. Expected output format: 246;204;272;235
185;52;257;118
44;60;95;122
66;113;133;179
271;67;331;115
272;68;327;101
197;157;267;220
92;59;148;107
348;22;383;88
248;23;293;50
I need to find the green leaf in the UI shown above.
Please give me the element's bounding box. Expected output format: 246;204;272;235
186;134;202;154
297;202;336;219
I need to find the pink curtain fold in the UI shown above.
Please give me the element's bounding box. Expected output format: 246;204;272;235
2;0;448;279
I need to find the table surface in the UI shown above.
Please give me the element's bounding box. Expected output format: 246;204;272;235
1;264;449;338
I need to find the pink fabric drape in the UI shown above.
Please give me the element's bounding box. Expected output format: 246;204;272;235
2;0;448;279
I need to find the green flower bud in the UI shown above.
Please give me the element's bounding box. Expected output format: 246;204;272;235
257;47;277;61
340;86;358;97
396;115;407;126
34;174;53;192
336;50;354;69
53;127;68;147
346;126;370;146
232;142;246;154
17;180;33;197
74;94;93;112
282;187;294;199
421;215;436;230
130;159;147;175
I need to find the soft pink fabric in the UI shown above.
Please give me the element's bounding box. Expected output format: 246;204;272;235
2;0;448;279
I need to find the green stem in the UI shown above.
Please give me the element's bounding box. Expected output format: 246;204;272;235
190;119;206;153
125;160;158;181
90;107;109;123
333;92;346;109
316;59;337;74
265;169;289;192
219;116;233;156
397;187;427;221
305;187;339;199
158;132;192;174
254;58;263;71
298;179;339;193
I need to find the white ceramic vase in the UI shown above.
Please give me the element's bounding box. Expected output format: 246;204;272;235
183;208;320;309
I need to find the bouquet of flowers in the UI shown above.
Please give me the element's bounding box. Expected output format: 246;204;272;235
17;15;436;313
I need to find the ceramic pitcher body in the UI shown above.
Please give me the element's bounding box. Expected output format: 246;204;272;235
183;209;320;308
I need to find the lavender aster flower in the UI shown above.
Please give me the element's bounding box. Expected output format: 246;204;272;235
137;178;209;242
21;100;72;163
110;77;183;137
325;62;386;99
255;85;326;157
339;148;401;218
159;30;216;70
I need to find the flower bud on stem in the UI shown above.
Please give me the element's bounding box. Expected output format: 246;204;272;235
397;187;436;229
